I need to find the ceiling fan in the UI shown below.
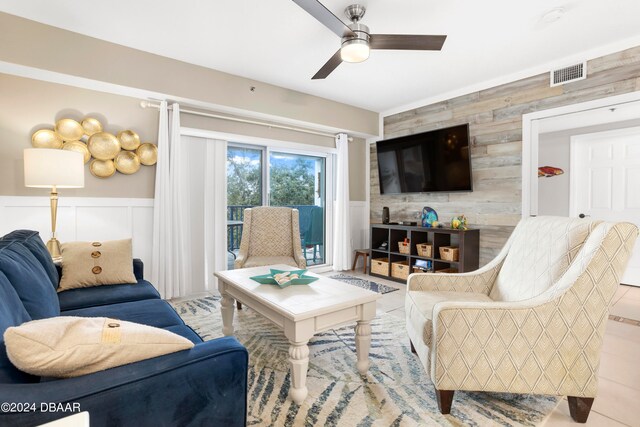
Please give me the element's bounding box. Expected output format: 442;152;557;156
292;0;447;79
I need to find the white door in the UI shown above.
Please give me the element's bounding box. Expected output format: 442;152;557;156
570;127;640;286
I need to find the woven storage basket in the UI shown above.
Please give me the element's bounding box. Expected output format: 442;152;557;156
439;246;459;261
397;242;410;255
417;243;432;257
371;258;389;276
391;261;410;280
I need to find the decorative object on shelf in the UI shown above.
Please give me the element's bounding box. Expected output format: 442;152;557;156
54;118;85;141
114;151;141;175
382;206;390;224
450;214;468;230
81;117;103;137
421;206;438;227
23;148;85;258
136;143;158;166
31;129;63;149
89;159;116;179
117;130;141;151
30;114;158;179
62;141;91;164
538;166;564;178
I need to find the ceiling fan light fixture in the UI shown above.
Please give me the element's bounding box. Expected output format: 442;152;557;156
341;39;370;63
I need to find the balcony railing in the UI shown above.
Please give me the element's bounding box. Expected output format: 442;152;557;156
227;205;324;265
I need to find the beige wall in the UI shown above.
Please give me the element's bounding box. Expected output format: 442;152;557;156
0;12;378;137
375;45;640;265
0;72;368;201
0;12;374;201
0;73;158;198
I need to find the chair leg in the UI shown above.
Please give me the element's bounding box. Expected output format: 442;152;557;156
363;254;368;274
567;396;594;423
410;340;416;354
236;301;242;310
435;389;455;415
351;252;359;271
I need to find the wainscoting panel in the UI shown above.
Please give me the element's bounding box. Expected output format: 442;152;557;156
0;196;154;278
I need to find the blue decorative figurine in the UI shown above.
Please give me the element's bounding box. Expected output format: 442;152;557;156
421;207;438;228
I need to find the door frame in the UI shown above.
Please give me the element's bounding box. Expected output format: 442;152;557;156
522;90;640;218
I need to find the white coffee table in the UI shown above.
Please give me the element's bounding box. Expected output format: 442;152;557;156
214;265;381;404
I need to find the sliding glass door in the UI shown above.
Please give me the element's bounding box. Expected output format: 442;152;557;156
269;151;326;265
226;144;327;268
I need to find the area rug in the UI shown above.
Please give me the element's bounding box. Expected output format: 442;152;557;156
330;274;399;294
171;296;558;427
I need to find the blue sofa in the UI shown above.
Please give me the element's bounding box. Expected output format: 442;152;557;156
0;230;248;427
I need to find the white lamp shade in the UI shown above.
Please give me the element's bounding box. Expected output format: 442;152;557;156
24;148;85;188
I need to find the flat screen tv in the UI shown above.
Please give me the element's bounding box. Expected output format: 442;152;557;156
376;124;472;194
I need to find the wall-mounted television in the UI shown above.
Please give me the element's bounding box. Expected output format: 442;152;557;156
376;124;473;194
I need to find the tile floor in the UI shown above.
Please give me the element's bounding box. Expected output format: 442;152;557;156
338;269;640;427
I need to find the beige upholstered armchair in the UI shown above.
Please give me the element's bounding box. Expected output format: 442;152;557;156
235;207;306;270
405;216;638;423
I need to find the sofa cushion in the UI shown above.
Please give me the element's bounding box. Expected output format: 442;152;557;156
58;280;160;311
164;325;204;344
4;316;194;378
490;217;599;302
2;230;58;289
405;290;492;349
0;241;60;319
0;270;39;384
59;239;137;291
62;299;184;329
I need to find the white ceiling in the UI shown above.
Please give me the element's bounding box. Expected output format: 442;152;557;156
1;0;640;113
539;101;640;134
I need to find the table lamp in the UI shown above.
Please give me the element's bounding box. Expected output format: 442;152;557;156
24;148;85;258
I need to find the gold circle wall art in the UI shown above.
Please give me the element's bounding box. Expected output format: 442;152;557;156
81;118;103;137
90;159;116;179
87;132;121;160
118;130;141;151
63;141;91;164
55;118;85;141
136;143;158;166
31;129;63;149
30;114;157;179
114;151;141;175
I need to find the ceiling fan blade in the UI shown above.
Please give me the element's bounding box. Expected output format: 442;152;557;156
312;50;343;80
370;34;447;51
292;0;354;38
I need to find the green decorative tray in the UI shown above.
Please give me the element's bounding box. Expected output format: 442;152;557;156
250;269;319;288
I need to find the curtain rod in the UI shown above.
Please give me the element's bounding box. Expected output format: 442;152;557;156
139;101;352;141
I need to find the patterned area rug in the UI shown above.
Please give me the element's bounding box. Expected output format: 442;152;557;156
171;296;558;427
330;274;399;294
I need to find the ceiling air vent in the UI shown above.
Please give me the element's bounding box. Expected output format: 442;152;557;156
550;62;586;87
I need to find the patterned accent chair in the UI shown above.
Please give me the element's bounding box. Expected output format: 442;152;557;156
405;216;638;423
235;207;306;308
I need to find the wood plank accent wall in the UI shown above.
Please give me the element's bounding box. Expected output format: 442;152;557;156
372;45;640;265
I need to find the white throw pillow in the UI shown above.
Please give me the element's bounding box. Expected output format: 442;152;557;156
4;317;194;378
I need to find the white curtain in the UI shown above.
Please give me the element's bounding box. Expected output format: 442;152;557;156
332;133;352;271
204;139;228;293
151;102;192;299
